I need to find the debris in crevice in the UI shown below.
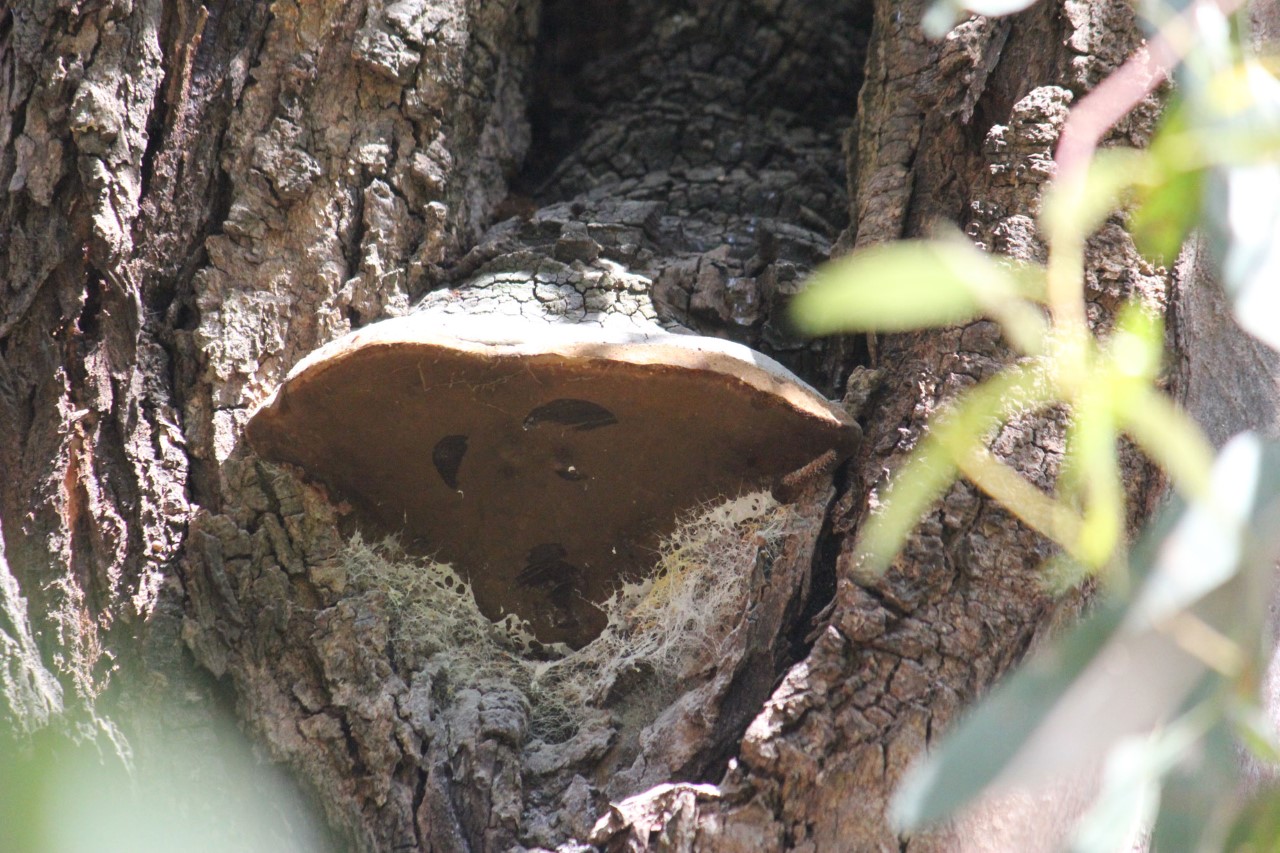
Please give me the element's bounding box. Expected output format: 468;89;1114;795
341;491;796;745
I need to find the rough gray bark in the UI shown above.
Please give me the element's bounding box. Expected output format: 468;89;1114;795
0;0;1187;850
589;4;1169;850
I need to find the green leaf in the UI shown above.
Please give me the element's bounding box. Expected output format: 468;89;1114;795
1127;432;1259;629
1131;167;1205;265
952;445;1082;549
1105;299;1165;383
1120;388;1215;501
1126;96;1199;266
0;713;332;853
1042;148;1149;242
1070;725;1197;853
855;361;1057;574
1106;304;1213;503
791;239;1038;338
891;600;1127;829
896;435;1280;831
1230;703;1280;766
1143;721;1240;853
1185;62;1280;350
1039;552;1090;595
1062;385;1124;569
1225;789;1280;852
854;439;958;577
894;595;1215;831
890;447;1277;832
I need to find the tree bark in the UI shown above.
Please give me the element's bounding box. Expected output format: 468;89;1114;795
0;0;1190;850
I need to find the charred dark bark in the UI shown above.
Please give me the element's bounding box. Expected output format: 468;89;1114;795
0;0;1186;850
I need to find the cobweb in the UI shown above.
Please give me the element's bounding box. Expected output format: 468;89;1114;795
341;491;799;743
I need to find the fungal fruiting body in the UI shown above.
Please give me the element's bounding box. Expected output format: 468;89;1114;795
246;315;859;647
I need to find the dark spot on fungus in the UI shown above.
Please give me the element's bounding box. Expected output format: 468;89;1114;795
523;398;618;432
432;434;469;490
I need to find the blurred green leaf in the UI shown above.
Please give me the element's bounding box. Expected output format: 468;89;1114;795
1062;386;1124;569
1105;300;1164;383
0;715;334;853
855;361;1057;574
1131;167;1205;265
1124;67;1280;269
952;444;1083;549
1225;789;1280;852
894;434;1280;833
810;11;1280;844
1188;62;1280;349
988;296;1053;356
891;448;1266;833
1127;433;1259;629
891;600;1128;830
1105;302;1215;506
1127;97;1201;265
1039;552;1090;595
1043;148;1149;241
1135;719;1238;853
791;239;1043;348
894;587;1215;832
854;439;959;578
1069;726;1191;853
1119;387;1215;503
1229;703;1280;766
1148;772;1214;853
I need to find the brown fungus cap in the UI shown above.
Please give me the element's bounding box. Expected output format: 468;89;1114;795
247;315;860;648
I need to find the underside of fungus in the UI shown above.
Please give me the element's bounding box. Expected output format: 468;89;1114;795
247;314;859;647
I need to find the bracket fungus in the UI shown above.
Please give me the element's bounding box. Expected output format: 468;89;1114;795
247;315;860;647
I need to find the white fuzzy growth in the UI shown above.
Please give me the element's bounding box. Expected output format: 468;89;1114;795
341;491;797;742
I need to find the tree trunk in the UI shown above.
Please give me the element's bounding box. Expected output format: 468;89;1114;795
0;0;1197;850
